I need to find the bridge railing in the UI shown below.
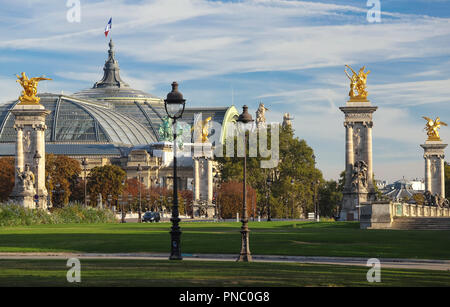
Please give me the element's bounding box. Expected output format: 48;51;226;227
391;202;449;218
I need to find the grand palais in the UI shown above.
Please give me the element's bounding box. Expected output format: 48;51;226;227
0;40;239;190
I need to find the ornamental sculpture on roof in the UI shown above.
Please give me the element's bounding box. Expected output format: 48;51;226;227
16;72;52;105
345;65;370;101
423;116;447;141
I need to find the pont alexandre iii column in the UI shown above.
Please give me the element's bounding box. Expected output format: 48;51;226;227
10;104;50;209
339;101;377;221
421;142;447;198
193;157;200;202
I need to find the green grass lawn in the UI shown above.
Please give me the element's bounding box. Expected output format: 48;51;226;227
0;259;448;287
0;221;449;259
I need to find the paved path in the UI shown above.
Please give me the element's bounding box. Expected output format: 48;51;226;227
1;252;449;271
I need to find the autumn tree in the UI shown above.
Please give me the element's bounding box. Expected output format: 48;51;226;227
87;165;126;207
180;189;193;217
0;157;15;201
217;181;256;219
46;154;81;207
217;123;322;219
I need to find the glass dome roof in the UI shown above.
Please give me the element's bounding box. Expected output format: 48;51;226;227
0;93;156;145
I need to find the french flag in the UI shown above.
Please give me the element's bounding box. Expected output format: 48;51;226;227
104;18;112;37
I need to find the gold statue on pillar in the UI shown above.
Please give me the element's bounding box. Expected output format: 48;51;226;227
16;72;52;105
191;116;212;143
345;65;370;101
423;116;447;141
201;117;212;143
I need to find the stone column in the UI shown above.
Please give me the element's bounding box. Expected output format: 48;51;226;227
365;122;373;186
424;157;431;192
207;158;213;203
440;155;445;198
344;122;354;191
14;125;24;176
339;101;377;221
194;158;200;201
10;104;50;209
33;124;48;209
421;142;447;198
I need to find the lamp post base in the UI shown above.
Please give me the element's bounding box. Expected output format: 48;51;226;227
237;227;252;262
170;221;183;260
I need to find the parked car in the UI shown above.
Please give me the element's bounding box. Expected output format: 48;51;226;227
142;211;161;223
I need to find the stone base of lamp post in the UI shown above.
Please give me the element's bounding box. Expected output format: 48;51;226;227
169;217;182;260
237;225;252;262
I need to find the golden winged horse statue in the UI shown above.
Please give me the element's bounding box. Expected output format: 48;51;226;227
423;116;447;141
16;72;52;105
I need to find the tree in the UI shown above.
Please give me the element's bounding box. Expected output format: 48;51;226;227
217;181;256;219
318;180;342;217
180;190;193;217
0;157;15;201
87;165;126;207
216;124;323;219
46;154;81;207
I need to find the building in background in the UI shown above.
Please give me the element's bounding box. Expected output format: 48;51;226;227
0;40;239;194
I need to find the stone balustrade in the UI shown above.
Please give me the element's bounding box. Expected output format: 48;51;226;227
360;201;450;229
391;202;449;218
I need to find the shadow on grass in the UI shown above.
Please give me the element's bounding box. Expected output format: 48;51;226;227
0;259;449;287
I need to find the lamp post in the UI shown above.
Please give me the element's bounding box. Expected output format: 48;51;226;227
81;158;88;207
137;164;143;223
46;173;52;210
290;178;295;219
311;154;320;222
120;179;125;223
164;81;186;261
237;105;254;262
213;173;221;220
316;179;321;222
33;151;41;208
266;173;272;221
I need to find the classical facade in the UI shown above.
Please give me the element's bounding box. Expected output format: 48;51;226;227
0;40;239;204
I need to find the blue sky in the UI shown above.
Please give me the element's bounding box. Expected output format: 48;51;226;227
0;0;449;182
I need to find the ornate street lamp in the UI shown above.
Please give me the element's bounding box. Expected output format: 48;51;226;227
266;174;272;221
137;164;143;223
291;178;296;219
81;157;88;207
311;154;320;222
237;105;254;262
164;81;186;261
214;173;221;221
120;179;126;223
315;179;320;222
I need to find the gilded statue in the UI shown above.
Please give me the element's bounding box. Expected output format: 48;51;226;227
16;72;52;105
345;65;370;101
423;116;447;141
192;114;212;143
201;116;212;143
